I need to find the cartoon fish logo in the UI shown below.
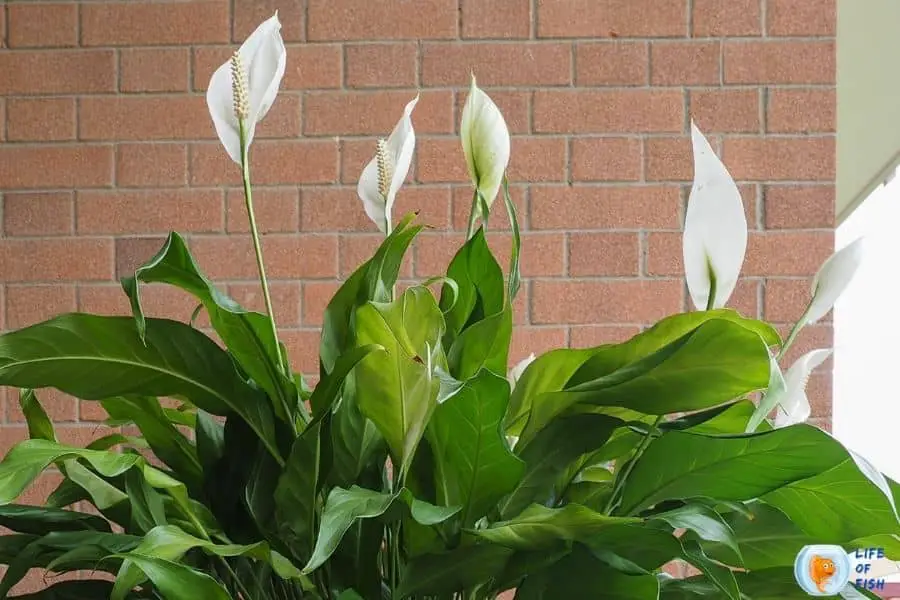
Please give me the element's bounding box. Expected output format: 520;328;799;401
809;555;837;593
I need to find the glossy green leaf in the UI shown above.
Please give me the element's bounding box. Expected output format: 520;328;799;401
113;554;230;600
121;231;295;423
469;503;639;550
397;543;513;598
681;540;740;600
583;523;683;572
18;389;55;442
309;344;384;418
447;307;512;380
353;286;445;478
0;313;281;463
661;400;757;435
500;414;620;519
428;369;524;526
653;504;742;562
275;420;323;563
0;505;110;535
618;425;848;515
502;175;522;301
195;410;225;473
303;485;460;574
124;468;167;533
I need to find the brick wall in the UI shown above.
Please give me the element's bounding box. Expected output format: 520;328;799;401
0;0;836;455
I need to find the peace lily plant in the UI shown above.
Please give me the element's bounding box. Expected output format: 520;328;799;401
0;12;891;600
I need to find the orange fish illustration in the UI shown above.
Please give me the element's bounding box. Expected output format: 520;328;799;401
809;555;837;593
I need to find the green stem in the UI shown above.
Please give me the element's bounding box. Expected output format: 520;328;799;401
705;273;717;312
465;189;479;240
603;415;664;515
777;312;807;361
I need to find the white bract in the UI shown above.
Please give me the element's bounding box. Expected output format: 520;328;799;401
804;238;865;324
207;13;286;164
682;122;748;310
357;96;418;234
507;353;535;392
773;348;832;428
460;75;510;219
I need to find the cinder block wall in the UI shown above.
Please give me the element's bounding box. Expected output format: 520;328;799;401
0;0;836;455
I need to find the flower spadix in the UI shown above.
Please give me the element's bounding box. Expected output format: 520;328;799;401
773;348;832;428
460;75;510;220
803;238;865;325
357;96;418;234
682;121;748;310
207;13;286;164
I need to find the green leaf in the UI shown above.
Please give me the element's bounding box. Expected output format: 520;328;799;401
309;344;383;419
468;503;639;550
121;231;296;423
112;554;230;600
8;580;145;600
18;389;56;441
583;523;683;572
428;369;525;526
303;485;460;574
680;540;740;600
500;414;620;519
0;505;111;535
502;176;522;301
661;400;757;435
764;458;900;542
447;307;512;381
653;504;742;563
275;420;323;564
0;313;281;464
353;286;445;478
397;544;513;598
618;425;848;515
195;410;225;473
101;396;202;489
124;468;167;533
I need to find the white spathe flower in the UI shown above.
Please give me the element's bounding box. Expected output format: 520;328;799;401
507;353;535;392
460;75;511;219
774;348;832;428
682;121;748;310
804;238;865;325
206;13;286;164
357;96;418;234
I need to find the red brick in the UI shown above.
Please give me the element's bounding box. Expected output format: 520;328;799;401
115;237;167;279
765;185;834;229
531;185;681;230
745;232;833;276
730;279;761;318
454;91;530;134
767;89;835;134
304;91;453;135
690;89;760;133
807;372;831;418
570;325;641;347
569;233;639;276
339;234;414;278
346;43;418;88
228;282;303;327
254;94;303;139
422;42;571;86
767;0;835;36
7;98;75;142
227;188;300;233
189;235;338;280
778;323;832;366
284;45;344;90
7;389;76;423
537;0;687;38
120;48;190;93
79;96;212;141
234;0;305;42
281;330;322;374
301;187;387;232
116;143;188;188
723;137;834;181
765;278;819;324
532;280;683;324
4;193;74;237
651;41;720;86
77;190;223;235
692;0;762;36
0;239;113;282
6;285;77;329
645;136;692;181
646;232;683;276
510;327;567;364
534;90;684;134
575;42;649;86
8;3;78;48
302;281;342;327
395;187;453;230
308;0;457;40
0;146;113;189
416;138;470;184
190;140;339;186
724;41;835;84
572;137;642;182
450;184;527;231
509;137;567;183
81;1;229;46
461;0;531;38
0;50;115;94
77;284;133;316
493;233;565;277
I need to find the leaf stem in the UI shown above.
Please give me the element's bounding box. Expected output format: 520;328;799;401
465;188;480;240
603;415;663;515
777;312;807;361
